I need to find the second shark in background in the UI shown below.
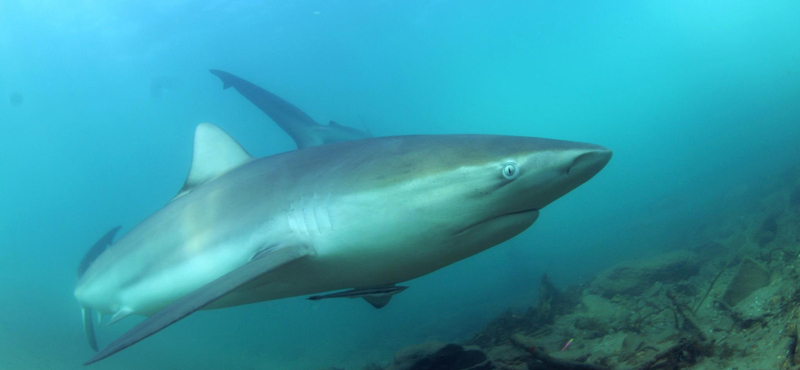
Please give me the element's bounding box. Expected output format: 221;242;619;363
210;69;370;149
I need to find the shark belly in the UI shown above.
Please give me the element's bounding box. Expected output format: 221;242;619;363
77;238;264;316
75;201;293;317
210;188;533;308
210;240;448;309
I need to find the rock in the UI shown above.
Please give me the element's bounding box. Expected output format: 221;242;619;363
549;332;628;367
758;216;778;246
791;185;800;208
721;257;771;307
793;320;800;365
693;241;728;262
735;284;780;322
570;294;630;338
588;251;700;298
732;274;794;323
468;311;536;349
387;342;494;370
581;294;617;317
573;316;610;338
485;345;529;370
534;274;559;323
619;333;646;363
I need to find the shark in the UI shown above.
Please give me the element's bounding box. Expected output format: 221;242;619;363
75;123;611;365
210;69;370;149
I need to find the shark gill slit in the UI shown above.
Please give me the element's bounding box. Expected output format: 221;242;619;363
288;204;300;236
325;193;334;231
314;193;332;233
311;195;322;234
294;201;309;236
301;200;315;236
308;197;321;235
287;208;295;234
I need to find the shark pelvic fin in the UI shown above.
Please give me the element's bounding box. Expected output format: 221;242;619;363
175;123;252;200
84;243;315;365
307;285;408;309
363;295;393;309
107;308;134;326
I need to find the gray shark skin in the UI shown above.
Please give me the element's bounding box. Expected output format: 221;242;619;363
75;123;611;364
210;69;370;148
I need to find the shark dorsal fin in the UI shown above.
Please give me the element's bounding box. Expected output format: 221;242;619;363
175;123;252;199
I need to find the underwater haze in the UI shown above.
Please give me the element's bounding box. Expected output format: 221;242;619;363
1;0;799;369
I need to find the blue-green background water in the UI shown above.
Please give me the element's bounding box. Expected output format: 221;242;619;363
1;1;799;369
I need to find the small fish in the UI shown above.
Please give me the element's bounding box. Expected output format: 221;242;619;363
9;92;23;106
561;338;574;351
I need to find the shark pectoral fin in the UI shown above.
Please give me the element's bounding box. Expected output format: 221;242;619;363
107;308;133;326
78;226;122;280
173;123;253;200
307;285;408;309
82;307;98;351
78;226;122;352
84;244;315;366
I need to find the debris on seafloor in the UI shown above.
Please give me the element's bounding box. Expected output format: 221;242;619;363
586;251;699;298
790;185;800;209
383;342;493;370
758;215;779;247
335;177;800;370
534;273;579;325
719;257;771;307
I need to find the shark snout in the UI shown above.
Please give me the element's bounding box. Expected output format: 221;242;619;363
567;147;612;178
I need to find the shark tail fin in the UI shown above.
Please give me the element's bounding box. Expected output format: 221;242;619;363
209;69;234;89
208;69;371;149
82;307;98;351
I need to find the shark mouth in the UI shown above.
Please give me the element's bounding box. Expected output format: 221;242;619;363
455;209;540;236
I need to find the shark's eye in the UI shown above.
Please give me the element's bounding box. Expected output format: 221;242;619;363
502;162;519;180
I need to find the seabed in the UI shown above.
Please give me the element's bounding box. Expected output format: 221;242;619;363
336;173;800;370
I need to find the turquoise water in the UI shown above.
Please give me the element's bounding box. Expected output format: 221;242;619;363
1;1;799;369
